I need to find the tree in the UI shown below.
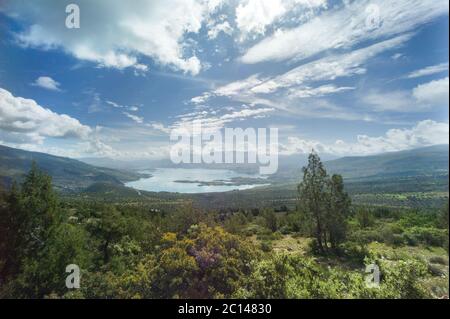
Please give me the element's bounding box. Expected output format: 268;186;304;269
1;163;59;275
298;151;329;253
439;202;449;229
439;202;449;253
326;174;351;249
0;163;63;297
356;208;375;229
263;210;278;232
17;162;59;256
86;205;127;265
297;152;350;253
0;182;12;283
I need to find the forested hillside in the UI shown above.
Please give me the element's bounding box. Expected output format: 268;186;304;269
0;154;448;299
0;145;144;191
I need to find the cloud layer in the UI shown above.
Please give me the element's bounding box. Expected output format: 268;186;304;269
241;0;448;64
283;120;449;156
4;0;229;74
0;87;91;144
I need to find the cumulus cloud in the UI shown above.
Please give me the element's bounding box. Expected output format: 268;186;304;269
0;87;92;144
413;77;449;106
241;0;448;64
235;0;327;40
3;0;228;75
32;76;61;91
282;120;449;156
208;21;233;39
362;77;449;112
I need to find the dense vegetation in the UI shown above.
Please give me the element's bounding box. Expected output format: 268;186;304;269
0;153;448;299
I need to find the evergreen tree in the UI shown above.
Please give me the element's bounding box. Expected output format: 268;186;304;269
298;151;329;253
0;163;61;297
298;152;350;253
326;174;351;249
0;181;22;282
17;162;59;257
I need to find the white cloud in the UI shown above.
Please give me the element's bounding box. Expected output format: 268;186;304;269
282;120;449;156
173;106;274;134
215;74;265;97
362;90;413;112
189;35;413;122
192;35;409;105
106;101;122;108
147;122;172;134
32;76;61;91
208;21;233;39
190;74;267;105
241;0;448;64
83;137;120;157
0;90;173;159
106;100;140;112
250;35;410;95
0;87;92;144
413;77;449;106
4;0;228;75
287;85;354;99
190;93;213;105
236;0;287;37
235;0;327;40
362;77;449;112
407;62;449;79
123;112;144;124
391;53;404;60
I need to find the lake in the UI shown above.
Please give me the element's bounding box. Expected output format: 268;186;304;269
125;168;268;193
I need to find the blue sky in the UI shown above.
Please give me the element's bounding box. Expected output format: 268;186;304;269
0;0;448;160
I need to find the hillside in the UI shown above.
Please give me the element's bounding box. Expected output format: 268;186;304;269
324;145;449;179
0;144;143;191
193;145;449;210
1;144;448;209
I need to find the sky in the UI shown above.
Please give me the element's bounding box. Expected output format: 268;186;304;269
0;0;449;161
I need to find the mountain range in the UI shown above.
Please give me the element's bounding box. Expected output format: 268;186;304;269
0;144;448;194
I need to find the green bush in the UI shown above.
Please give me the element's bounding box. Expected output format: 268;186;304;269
260;241;272;252
256;231;283;241
403;227;447;247
429;256;448;265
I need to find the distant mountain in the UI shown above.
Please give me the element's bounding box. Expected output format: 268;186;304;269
192;145;449;210
324;144;449;180
0;145;144;191
80;157;172;170
1;144;448;195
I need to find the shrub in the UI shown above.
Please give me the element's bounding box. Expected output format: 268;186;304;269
118;224;258;299
427;263;446;277
260;241;272;253
356;209;375;228
403;227;447;247
428;256;448;265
